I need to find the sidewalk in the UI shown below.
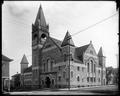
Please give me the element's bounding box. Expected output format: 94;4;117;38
58;85;117;91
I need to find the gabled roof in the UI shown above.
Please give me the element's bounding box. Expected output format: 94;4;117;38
50;37;62;47
75;44;90;62
23;65;32;73
2;54;13;62
61;31;75;47
98;47;104;57
43;36;62;50
76;44;90;56
20;54;29;64
34;5;47;27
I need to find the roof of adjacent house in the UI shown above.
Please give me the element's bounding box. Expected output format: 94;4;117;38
20;54;29;64
12;73;20;77
23;65;32;73
2;54;13;62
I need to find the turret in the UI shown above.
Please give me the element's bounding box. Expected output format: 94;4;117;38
98;47;106;85
98;47;106;68
20;54;29;73
61;31;75;47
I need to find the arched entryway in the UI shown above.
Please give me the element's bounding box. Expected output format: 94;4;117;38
45;77;51;88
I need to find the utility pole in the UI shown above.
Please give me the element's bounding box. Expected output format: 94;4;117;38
39;48;41;88
68;35;71;90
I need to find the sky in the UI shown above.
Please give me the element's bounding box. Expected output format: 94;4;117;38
2;1;119;79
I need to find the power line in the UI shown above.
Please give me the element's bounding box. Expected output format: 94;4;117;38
4;12;118;64
4;11;118;38
71;12;118;37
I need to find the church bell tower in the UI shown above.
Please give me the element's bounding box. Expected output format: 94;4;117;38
32;5;49;88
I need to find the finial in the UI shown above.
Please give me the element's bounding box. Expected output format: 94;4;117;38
40;4;42;8
90;40;92;44
67;30;69;33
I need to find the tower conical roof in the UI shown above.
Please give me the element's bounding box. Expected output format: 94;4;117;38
20;54;29;64
34;5;47;27
61;31;75;47
98;47;104;57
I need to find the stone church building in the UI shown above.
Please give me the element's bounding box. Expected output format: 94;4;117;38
20;5;106;89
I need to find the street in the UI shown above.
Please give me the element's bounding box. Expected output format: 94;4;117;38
4;85;119;95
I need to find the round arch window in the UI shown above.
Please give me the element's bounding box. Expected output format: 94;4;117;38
77;76;80;81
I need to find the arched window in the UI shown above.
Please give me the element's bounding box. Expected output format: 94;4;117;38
43;62;45;72
42;80;44;85
50;60;54;71
58;76;61;82
87;63;89;72
42;59;45;72
87;77;89;82
58;66;61;71
90;60;93;73
47;58;51;72
64;54;67;61
77;66;80;71
77;76;80;81
94;64;96;73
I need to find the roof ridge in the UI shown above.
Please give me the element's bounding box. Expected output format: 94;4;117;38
77;44;90;48
61;31;75;47
2;54;13;62
20;54;29;64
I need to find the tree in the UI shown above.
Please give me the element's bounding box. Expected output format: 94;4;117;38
106;67;119;85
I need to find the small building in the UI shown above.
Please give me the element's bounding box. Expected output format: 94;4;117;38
20;54;32;89
2;54;13;92
11;73;21;90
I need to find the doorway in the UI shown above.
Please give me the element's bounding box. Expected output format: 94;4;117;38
45;77;51;88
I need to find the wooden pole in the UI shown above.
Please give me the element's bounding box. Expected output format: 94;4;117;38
68;35;70;90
